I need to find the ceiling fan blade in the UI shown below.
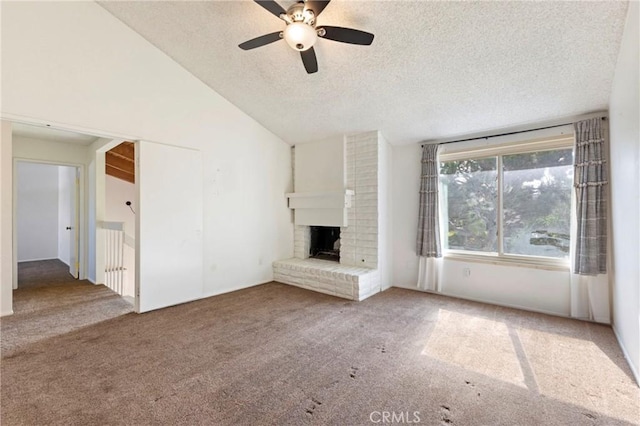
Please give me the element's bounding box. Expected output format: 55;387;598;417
238;32;282;50
254;0;286;19
300;48;318;74
319;26;374;45
304;0;331;17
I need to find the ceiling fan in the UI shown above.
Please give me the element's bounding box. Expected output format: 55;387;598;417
238;0;374;74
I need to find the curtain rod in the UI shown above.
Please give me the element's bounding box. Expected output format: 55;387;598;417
421;116;607;148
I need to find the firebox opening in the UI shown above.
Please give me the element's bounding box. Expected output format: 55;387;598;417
309;226;340;262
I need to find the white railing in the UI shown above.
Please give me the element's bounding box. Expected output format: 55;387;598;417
102;221;126;295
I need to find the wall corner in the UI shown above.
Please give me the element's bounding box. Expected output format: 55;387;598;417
0;120;14;316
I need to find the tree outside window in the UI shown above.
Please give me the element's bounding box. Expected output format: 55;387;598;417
440;147;572;259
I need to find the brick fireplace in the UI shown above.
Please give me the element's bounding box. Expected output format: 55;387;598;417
273;131;390;301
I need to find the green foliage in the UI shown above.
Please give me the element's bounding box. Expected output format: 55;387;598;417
441;157;497;252
440;148;572;258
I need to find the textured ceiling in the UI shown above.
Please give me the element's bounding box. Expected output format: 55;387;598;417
12;122;100;145
99;1;628;146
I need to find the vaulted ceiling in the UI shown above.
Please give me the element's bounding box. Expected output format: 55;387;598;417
99;1;628;146
106;142;135;184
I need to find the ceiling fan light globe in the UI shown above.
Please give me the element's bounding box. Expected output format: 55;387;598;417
284;22;317;51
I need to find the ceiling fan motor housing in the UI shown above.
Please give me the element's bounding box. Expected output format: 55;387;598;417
286;2;316;26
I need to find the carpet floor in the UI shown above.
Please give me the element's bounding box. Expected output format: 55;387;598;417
1;261;638;425
1;260;134;355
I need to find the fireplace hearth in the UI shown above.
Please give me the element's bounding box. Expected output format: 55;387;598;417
309;226;340;262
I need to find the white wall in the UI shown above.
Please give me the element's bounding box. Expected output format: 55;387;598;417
105;175;135;241
57;166;75;266
391;132;573;317
105;174;136;297
609;0;639;384
292;137;347;227
17;162;60;262
294;136;345;193
1;2;292;311
378;133;393;290
13;136;89;166
392;144;422;289
137;141;203;312
0;121;13;316
87;158;97;283
88;138;116;286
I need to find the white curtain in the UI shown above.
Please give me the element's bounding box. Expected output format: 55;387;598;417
417;257;442;292
569;274;610;323
569;118;611;323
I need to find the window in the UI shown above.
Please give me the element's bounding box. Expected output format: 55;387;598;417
440;157;498;253
439;138;573;263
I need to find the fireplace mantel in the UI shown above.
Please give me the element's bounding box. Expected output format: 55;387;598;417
286;190;354;227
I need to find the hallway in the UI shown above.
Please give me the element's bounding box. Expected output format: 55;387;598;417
1;260;133;355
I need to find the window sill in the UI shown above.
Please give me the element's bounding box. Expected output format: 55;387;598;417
443;251;570;272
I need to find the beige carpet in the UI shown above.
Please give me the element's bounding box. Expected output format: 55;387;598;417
2;260;134;354
1;261;638;425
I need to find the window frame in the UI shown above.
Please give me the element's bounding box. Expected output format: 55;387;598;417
438;135;574;270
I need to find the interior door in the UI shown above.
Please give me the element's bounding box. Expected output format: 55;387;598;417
136;141;203;313
68;167;79;278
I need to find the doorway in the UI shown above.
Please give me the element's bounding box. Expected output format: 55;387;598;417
7;156;134;350
15;161;80;290
8;121;138;315
102;141;136;304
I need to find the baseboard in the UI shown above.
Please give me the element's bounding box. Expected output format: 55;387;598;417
86;277;97;285
381;282;394;291
391;285;568;318
613;325;640;387
17;257;58;263
204;279;274;300
135;280;274;314
1;309;14;317
122;295;135;306
393;283;420;291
